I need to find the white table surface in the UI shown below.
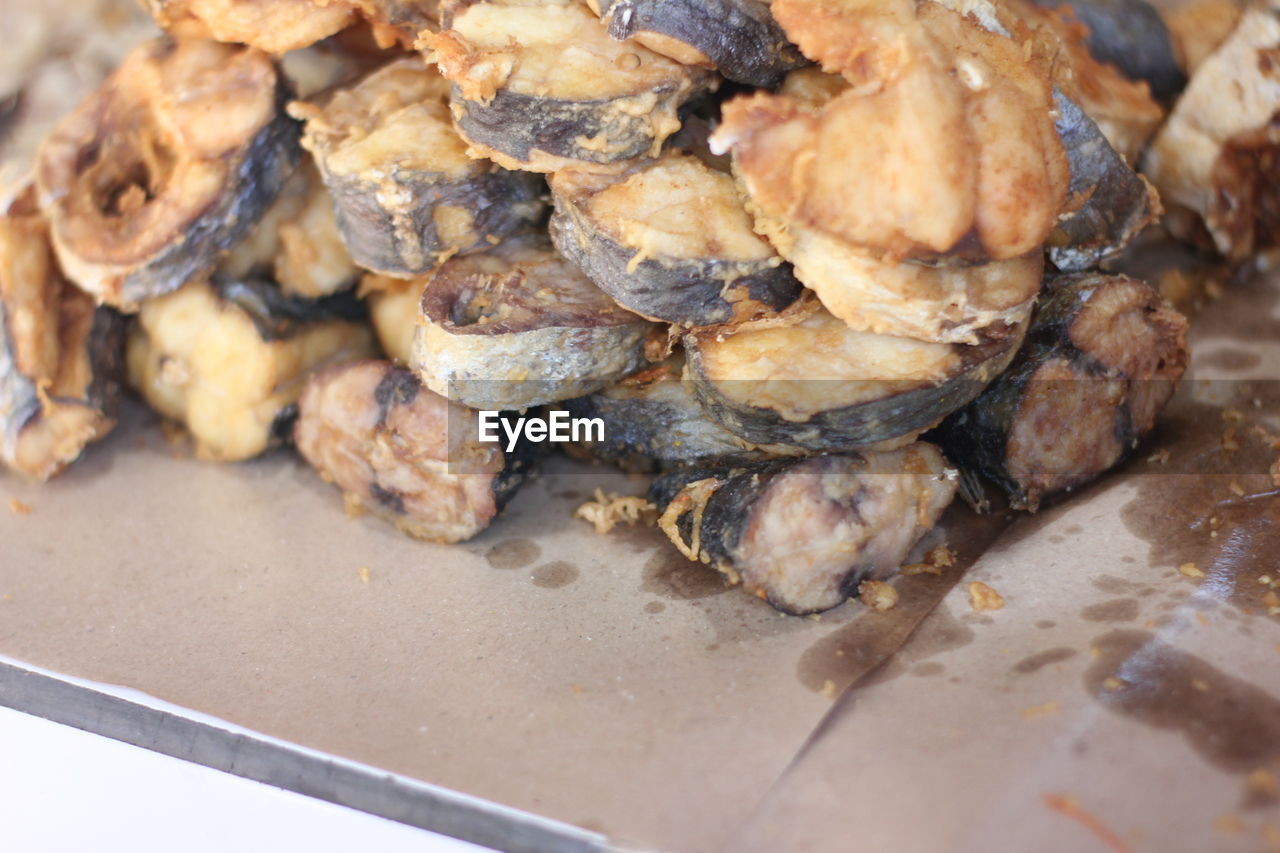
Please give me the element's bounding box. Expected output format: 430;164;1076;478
0;704;493;852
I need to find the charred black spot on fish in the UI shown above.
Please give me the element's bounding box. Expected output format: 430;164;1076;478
374;367;421;422
370;482;407;514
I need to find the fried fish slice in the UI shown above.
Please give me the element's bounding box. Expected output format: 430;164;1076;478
0;190;123;481
295;360;535;543
425;0;713;173
35;38;300;311
935;272;1188;511
649;444;956;614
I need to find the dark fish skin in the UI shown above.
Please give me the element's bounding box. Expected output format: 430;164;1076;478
213;278;368;341
648;458;781;572
1047;93;1160;272
320;165;545;278
1031;0;1185;101
683;325;1026;452
557;359;782;471
549;203;801;327
934;272;1188;511
597;0;807;88
451;84;681;167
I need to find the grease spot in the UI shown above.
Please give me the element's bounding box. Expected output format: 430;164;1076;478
1065;524;1083;535
485;539;540;570
911;661;946;677
1198;347;1262;372
641;551;728;600
1012;647;1078;674
532;561;579;589
643;601;665;614
1036;620;1057;630
1085;630;1280;772
1080;597;1141;623
795;504;1009;693
1092;575;1140;595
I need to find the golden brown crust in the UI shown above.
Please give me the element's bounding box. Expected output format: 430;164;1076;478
718;1;1068;263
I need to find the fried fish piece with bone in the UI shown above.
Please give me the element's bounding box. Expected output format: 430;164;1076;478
649;443;957;614
35;38;300;312
291;57;545;279
0;190;123;481
683;304;1026;452
1142;5;1280;260
936;272;1188;511
126;279;375;462
296;360;534;543
142;0;357;54
585;0;807;88
715;0;1069;264
549;154;802;328
425;0;713;173
414;233;656;411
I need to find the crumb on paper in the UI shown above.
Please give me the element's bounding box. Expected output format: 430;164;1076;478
1042;794;1131;853
902;544;956;576
342;492;365;518
1263;590;1280;610
1090;646;1101;659
1260;575;1275;586
1179;562;1205;579
7;499;31;516
968;581;1004;612
1221;427;1240;453
928;544;956;567
572;684;583;695
858;579;898;612
1271;458;1280;489
1147;448;1170;465
574;488;655;535
1103;677;1125;691
1229;480;1246;497
821;679;838;699
357;566;370;584
1192;678;1210;692
1222;407;1245;423
1248;769;1278;798
1021;701;1060;720
1196;611;1211;627
1214;813;1246;835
